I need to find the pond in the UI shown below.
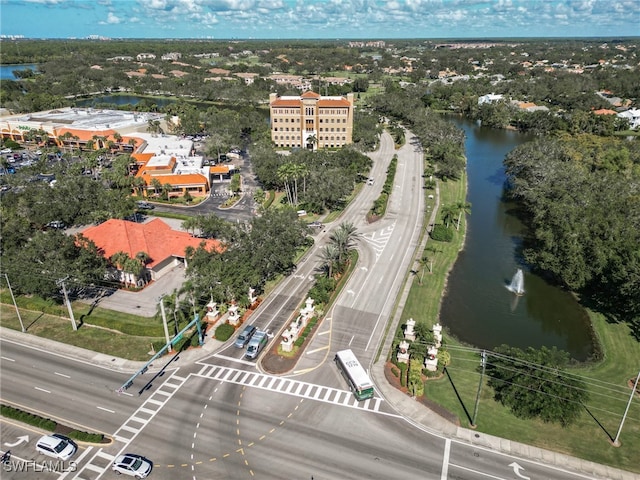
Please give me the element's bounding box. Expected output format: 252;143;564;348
439;118;594;361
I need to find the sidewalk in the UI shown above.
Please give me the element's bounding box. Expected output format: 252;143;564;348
2;326;638;479
0;325;222;375
370;360;639;480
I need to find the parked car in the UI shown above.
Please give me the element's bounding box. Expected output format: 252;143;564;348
46;220;66;230
309;221;323;229
367;178;374;185
0;148;12;154
245;331;268;359
234;324;257;348
112;453;153;478
35;434;77;461
136;201;154;210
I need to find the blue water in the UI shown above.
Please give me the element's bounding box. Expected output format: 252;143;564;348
0;64;37;80
439;117;594;361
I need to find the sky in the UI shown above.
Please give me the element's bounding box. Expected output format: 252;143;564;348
0;0;639;40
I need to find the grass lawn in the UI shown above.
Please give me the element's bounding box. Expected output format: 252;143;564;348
0;304;163;361
398;169;640;473
1;147;638;472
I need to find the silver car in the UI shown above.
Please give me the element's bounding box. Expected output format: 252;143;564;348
112;453;152;478
35;434;77;461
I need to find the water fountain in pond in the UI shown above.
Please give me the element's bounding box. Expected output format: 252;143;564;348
507;269;525;296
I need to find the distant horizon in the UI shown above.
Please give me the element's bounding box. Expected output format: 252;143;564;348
1;0;639;40
2;36;639;42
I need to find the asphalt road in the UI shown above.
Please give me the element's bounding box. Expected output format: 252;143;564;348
1;132;635;480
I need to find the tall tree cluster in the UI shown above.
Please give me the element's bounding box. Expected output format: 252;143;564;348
485;345;589;427
504;135;640;324
183;209;310;307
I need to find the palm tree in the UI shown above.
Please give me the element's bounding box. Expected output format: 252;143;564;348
162;182;172;200
151;178;162;197
440;204;458;229
291;162;309;204
134;251;151;285
455;201;472;231
329;222;358;268
306;134;317;150
182;216;200;236
319;244;340;279
113;132;122;150
132;176;146;197
277;163;295;205
417;254;431;285
123;257;144;288
110;251;130;285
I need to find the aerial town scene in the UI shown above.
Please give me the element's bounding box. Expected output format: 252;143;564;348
0;1;638;479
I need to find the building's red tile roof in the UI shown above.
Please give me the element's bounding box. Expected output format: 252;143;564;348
271;99;302;107
138;172;209;187
301;91;320;99
318;99;351;107
80;218;221;268
593;108;617;115
210;165;232;174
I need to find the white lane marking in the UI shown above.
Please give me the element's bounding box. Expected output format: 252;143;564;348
54;372;70;378
35;386;51;393
441;438;450;480
1;356;15;362
97;406;115;413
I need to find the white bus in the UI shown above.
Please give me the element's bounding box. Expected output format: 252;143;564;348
334;349;375;401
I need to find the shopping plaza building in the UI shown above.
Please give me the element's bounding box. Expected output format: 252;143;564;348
269;91;354;150
0;107;236;198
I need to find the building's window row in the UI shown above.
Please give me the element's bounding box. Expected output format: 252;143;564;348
272;118;347;125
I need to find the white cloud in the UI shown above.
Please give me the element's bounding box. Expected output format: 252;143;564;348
104;12;121;24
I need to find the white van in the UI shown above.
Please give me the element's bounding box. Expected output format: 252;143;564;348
245;331;268;359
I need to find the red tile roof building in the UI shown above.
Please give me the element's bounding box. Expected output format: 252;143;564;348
81;218;222;285
269;91;354;150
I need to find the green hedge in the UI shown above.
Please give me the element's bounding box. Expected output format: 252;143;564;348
67;431;104;443
430;224;453;242
215;323;235;341
1;404;104;442
1;404;56;431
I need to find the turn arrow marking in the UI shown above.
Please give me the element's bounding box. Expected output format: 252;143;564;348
508;462;530;480
4;435;29;447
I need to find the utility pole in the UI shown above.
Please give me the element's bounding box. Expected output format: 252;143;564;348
4;274;25;332
472;350;487;427
613;370;640;446
159;297;172;353
57;277;77;331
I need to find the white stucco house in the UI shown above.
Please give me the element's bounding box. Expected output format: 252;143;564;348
617;108;640;130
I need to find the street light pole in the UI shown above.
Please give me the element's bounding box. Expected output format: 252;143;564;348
159;297;172;353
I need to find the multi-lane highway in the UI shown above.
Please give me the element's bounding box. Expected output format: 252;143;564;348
1;131;630;479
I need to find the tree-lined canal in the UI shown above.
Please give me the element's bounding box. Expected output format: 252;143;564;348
439;118;594;361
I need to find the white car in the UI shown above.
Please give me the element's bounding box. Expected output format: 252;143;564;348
35;434;77;460
112;453;153;478
1;148;11;154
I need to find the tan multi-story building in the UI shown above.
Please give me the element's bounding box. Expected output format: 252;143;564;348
269;91;354;150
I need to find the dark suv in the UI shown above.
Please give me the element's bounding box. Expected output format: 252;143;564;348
234;324;257;348
136;201;154;210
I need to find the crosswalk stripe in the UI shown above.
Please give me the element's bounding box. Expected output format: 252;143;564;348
195;365;387;413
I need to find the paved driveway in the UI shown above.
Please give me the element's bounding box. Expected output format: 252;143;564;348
84;263;186;318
